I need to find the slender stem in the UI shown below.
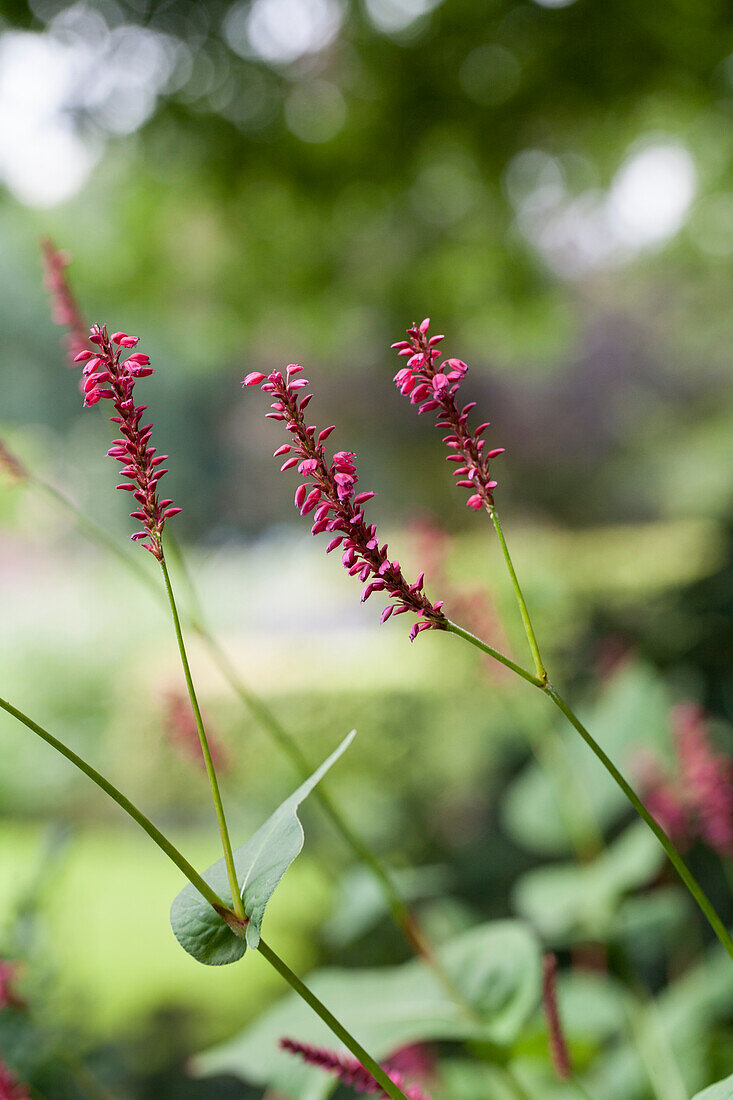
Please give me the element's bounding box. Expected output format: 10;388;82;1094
444;620;545;688
0;695;426;1091
200;624;480;1020
257;938;411;1100
25;476;476;1013
0;696;224;911
158;554;245;921
488;505;547;683
546;686;733;960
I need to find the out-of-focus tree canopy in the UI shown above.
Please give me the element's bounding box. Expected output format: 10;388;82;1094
1;0;733;534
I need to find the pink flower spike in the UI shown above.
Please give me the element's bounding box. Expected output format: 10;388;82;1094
392;320;503;509
79;324;178;556
246;365;446;640
243;372;266;386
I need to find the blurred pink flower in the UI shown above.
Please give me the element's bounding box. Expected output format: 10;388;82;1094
637;703;733;857
279;1038;431;1099
163;689;228;772
0;1060;30;1100
40;238;90;368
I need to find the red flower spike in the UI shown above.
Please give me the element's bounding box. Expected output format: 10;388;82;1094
40;238;90;367
244;366;445;641
542;954;572;1081
392;320;504;511
80;324;179;558
280;1039;430;1100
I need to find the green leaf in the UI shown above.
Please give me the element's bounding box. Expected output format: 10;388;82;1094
512;821;664;943
170;731;354;966
693;1074;733;1099
193;920;542;1097
502;661;671;855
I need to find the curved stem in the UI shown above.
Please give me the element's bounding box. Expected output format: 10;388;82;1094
159;554;245;921
444;620;545;688
488;506;547;683
0;695;224;910
0;695;416;1094
26;476;476;1014
546;686;733;959
257;938;411;1100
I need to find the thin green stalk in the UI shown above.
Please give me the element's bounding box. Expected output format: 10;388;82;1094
476;504;733;958
0;696;223;910
445;623;733;959
487;506;547;683
444;621;544;688
158;553;245;921
0;697;410;1095
547;686;733;959
25;475;477;1014
257;938;410;1100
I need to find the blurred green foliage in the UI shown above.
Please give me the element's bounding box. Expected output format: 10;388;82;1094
1;0;733;1096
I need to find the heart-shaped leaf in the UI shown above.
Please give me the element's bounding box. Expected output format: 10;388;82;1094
193;919;543;1097
170;731;354;965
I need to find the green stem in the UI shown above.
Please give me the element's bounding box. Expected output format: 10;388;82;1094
546;686;733;959
158;554;245;921
444;621;545;688
257;938;411;1100
25;477;475;1013
0;697;414;1093
0;696;224;910
478;505;733;959
488;505;547;683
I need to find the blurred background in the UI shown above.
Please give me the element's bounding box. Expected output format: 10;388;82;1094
1;0;733;1096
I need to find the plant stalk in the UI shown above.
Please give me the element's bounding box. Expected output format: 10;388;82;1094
159;553;245;921
487;506;547;683
0;695;222;910
257;938;411;1100
0;695;411;1095
33;473;462;993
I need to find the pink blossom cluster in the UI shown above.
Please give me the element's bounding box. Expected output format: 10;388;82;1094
76;325;180;558
243;367;446;641
279;1039;430;1100
0;1061;30;1100
638;703;733;856
0;960;24;1012
40;238;90;367
392;319;504;511
542;954;571;1080
163;689;228;772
